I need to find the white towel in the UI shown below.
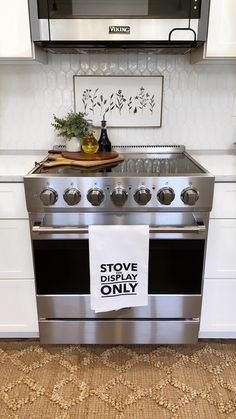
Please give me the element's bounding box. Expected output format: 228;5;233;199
89;225;149;313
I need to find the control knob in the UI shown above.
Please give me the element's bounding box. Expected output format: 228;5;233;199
157;187;175;205
40;188;58;206
87;187;104;206
134;187;151;206
181;187;199;206
63;188;81;206
111;187;128;207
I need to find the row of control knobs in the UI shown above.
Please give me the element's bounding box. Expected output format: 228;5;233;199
40;186;199;207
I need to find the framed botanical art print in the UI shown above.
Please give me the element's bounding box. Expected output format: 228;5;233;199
73;75;163;127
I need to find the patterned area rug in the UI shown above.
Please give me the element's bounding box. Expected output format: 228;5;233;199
0;341;236;419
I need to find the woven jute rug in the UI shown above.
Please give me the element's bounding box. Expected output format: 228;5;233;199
0;340;236;419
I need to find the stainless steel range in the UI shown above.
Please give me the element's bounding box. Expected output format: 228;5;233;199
24;145;214;344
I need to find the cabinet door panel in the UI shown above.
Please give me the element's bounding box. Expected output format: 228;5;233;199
0;220;34;279
210;183;236;219
0;279;38;336
206;0;236;57
0;0;32;58
204;219;236;279
0;183;28;219
200;279;236;337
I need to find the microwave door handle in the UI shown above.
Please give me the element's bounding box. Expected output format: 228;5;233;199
32;224;206;234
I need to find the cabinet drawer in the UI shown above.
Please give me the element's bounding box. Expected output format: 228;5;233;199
0;279;38;337
0;220;34;279
210;183;236;219
204;219;236;278
200;279;236;338
0;183;28;218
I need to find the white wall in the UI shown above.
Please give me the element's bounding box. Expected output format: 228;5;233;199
0;52;236;150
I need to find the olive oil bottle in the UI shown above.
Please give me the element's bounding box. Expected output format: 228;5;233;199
82;132;99;153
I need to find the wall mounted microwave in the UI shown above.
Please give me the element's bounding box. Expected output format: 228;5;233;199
29;0;210;53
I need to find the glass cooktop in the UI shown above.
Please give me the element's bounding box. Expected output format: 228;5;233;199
35;153;205;176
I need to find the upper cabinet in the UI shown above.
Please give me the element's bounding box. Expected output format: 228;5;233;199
206;0;236;57
191;0;236;62
0;0;46;62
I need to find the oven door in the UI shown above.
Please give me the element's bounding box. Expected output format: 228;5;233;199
32;211;206;320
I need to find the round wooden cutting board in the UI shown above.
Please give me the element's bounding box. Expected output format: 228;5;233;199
62;151;118;161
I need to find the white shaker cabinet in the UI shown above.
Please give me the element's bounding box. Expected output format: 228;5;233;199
0;220;34;279
0;183;38;337
0;183;29;218
0;280;38;337
206;0;236;58
204;219;236;279
200;183;236;338
191;0;236;62
200;280;236;337
0;0;46;62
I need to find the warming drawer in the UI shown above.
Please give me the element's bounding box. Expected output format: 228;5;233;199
39;319;200;344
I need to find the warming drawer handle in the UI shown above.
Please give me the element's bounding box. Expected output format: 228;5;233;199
32;225;206;234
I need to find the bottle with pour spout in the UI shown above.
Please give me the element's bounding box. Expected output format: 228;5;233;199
98;118;112;152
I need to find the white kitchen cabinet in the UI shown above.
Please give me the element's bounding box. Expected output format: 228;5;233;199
0;0;46;63
191;0;236;63
204;219;236;279
0;220;34;279
0;181;38;337
199;182;236;338
210;183;236;218
0;280;38;337
0;183;28;218
206;0;236;58
200;279;236;338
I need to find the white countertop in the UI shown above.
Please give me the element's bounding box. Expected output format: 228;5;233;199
188;151;236;182
0;152;45;182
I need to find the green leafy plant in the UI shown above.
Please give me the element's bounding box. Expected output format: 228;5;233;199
52;112;92;140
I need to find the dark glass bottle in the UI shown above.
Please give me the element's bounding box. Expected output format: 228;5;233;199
98;119;111;152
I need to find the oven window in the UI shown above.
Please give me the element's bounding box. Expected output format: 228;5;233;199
149;239;204;294
37;0;200;19
33;239;204;295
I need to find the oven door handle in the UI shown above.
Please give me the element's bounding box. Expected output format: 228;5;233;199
32;224;206;234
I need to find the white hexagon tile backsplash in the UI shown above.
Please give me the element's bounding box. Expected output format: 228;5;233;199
0;52;236;150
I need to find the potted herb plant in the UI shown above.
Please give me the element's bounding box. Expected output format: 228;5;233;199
52;111;92;152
